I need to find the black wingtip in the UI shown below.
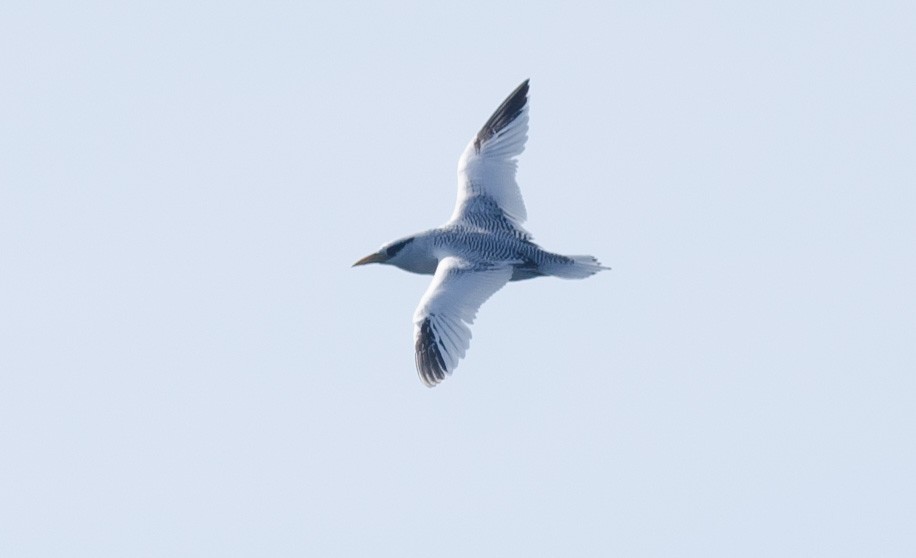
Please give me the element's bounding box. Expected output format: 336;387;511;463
474;79;530;153
415;317;447;388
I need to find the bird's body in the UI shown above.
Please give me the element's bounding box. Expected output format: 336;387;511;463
378;225;587;281
354;80;608;387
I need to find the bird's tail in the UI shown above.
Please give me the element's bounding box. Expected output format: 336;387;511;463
542;255;610;279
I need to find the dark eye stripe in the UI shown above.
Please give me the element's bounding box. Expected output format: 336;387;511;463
386;238;413;257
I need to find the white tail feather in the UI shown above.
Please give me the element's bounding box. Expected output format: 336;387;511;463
542;255;610;279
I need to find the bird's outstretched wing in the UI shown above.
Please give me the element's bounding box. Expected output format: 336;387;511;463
413;257;512;387
449;80;530;234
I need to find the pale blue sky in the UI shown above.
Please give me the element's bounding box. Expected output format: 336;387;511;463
2;2;914;556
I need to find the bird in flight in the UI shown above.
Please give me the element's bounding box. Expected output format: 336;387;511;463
353;80;608;387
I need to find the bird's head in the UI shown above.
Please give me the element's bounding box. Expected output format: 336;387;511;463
352;236;416;268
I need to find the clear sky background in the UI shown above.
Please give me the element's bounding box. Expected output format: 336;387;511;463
2;2;914;556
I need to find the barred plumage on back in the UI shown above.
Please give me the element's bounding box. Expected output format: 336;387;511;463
354;80;609;387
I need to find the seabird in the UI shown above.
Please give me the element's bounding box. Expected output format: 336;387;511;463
354;80;609;387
